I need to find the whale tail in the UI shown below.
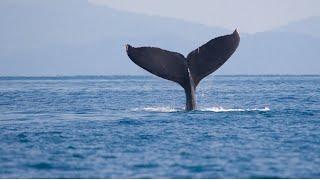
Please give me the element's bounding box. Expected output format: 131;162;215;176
126;29;240;111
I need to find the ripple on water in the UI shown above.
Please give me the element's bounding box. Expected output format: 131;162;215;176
27;162;53;170
0;76;319;178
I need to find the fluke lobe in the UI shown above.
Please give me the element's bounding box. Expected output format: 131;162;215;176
126;29;240;111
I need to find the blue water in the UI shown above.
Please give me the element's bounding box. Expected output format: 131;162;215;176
0;75;319;178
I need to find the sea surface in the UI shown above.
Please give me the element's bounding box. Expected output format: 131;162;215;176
0;75;319;178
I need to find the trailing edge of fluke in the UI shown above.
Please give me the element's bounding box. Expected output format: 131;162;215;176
125;29;240;111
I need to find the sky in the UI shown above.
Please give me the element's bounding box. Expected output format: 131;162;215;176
89;0;320;33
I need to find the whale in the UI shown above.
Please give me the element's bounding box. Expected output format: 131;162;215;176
126;29;240;111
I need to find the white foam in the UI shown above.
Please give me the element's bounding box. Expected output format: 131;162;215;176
200;106;270;112
131;106;270;113
131;107;180;113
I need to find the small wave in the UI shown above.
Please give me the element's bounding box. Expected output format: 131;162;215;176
200;106;270;112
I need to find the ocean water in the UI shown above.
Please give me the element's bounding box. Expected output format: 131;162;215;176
0;75;319;178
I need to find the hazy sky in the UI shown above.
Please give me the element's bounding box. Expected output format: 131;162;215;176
89;0;320;33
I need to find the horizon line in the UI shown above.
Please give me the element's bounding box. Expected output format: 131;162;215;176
0;74;319;78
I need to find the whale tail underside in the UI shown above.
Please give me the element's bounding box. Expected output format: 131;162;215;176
125;29;240;110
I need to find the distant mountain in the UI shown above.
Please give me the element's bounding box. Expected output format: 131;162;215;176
0;0;227;76
273;16;320;38
0;0;319;75
220;32;320;74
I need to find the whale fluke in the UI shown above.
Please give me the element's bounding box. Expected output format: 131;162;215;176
126;45;189;87
126;29;240;111
187;29;240;86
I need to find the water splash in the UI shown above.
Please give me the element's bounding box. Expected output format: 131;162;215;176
132;106;270;113
199;106;270;112
131;107;180;113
